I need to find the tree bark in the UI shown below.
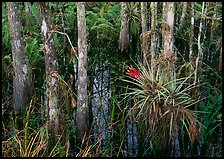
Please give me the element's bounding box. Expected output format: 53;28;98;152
40;2;60;150
119;2;129;52
7;2;32;116
197;2;205;60
164;2;174;59
162;2;166;49
209;2;218;66
150;2;157;76
189;2;194;60
140;2;148;66
210;2;218;43
163;2;175;84
194;2;205;86
76;2;89;148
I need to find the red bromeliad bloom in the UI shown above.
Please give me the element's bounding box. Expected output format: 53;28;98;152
126;65;140;79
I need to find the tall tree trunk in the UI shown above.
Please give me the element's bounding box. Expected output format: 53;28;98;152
150;2;157;76
189;2;194;60
164;2;174;59
140;2;148;66
197;2;205;61
40;2;60;151
7;2;32;117
163;2;175;83
203;3;209;65
119;2;129;52
162;2;166;49
179;2;188;33
194;2;205;86
209;2;218;66
76;2;89;149
210;2;218;43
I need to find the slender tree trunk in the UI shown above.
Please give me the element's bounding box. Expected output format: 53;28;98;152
219;45;222;72
210;2;218;43
76;2;89;149
7;2;32;117
197;2;205;61
194;2;205;86
189;2;194;60
141;2;147;39
154;2;159;55
119;2;129;52
209;2;218;66
162;2;166;49
40;2;60;151
150;2;157;76
203;3;209;64
140;2;148;66
139;3;149;150
179;2;188;33
155;2;158;27
163;2;175;84
164;2;174;59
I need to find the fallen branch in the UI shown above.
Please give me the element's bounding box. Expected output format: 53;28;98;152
50;30;78;60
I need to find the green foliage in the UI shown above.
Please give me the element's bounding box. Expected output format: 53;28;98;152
198;77;222;157
2;3;11;50
86;2;120;45
25;37;44;68
24;3;40;32
60;2;77;32
201;93;222;143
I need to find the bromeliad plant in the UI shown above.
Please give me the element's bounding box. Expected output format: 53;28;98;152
122;60;204;155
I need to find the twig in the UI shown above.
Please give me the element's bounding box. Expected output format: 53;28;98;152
50;30;78;60
194;56;199;86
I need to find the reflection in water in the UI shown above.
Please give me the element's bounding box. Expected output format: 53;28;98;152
92;61;111;155
92;60;139;156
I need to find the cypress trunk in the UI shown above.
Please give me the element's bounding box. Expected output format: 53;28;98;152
7;2;32;119
40;2;60;151
76;2;89;149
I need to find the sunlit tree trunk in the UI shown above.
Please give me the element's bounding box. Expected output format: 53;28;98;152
179;2;188;33
7;2;32;117
164;2;174;59
163;2;175;84
189;2;194;60
155;2;158;27
140;2;148;66
119;2;129;52
76;2;89;148
40;2;60;151
162;3;166;49
197;2;205;60
194;2;205;86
